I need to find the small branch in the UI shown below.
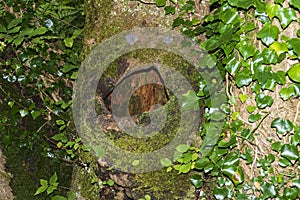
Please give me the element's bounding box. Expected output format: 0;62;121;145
135;0;156;4
294;100;300;124
251;112;270;134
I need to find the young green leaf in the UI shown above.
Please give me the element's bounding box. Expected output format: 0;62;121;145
160;158;172;167
288;64;300;83
257;24;279;46
49;172;58;185
255;93;273;109
176;144;190;153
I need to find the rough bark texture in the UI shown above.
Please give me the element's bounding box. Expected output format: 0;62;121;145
0;149;14;200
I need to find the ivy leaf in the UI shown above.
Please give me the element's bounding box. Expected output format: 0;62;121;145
182;90;200;111
266;3;280;19
228;0;254;9
289;38;300;57
235;68;252;87
237;41;256;60
31;110;41;120
289;0;300;11
257;24;279;46
271;118;293;134
189;174;203;188
281;144;299;162
260;182;277;198
280;86;295;100
49;172;58;185
255;93;273;109
225;56;240;75
220;7;241;25
249;113;261;123
64;38;74;48
176;144;190;153
271;141;282;152
202;38;219;51
160;158;172;167
288;64;300;83
156;0;166;7
269;41;288;55
214;187;229;200
194;157;210;170
222;166;244;186
276;7;297;28
179;162;191;173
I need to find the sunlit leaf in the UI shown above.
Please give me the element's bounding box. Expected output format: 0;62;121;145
288;64;300;83
276;7;297;28
257;24;279;46
176;144;190;153
160;158;172;167
281;144;299;161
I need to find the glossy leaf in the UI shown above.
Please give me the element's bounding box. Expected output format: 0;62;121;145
260;182;277;197
280;86;295;100
281;144;299;161
276;7;297;28
237;41;256;59
235;68;252;87
278;157;290;167
290;0;300;11
289;38;300;57
213;187;229;200
266;3;279;19
257;24;279;46
31;110;41;120
270;41;288;55
225;55;240;75
288;64;300;83
255;93;273;109
228;0;254;9
222;166;244;186
194;157;210;170
189;174;203;188
271;118;293;134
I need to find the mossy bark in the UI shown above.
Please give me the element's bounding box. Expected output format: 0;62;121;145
71;1;201;199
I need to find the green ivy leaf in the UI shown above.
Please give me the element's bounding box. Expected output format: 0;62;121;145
257;24;279;46
62;64;78;73
228;0;254;9
64;38;74;48
278;157;291;167
156;0;166;7
214;187;229;200
248;113;261;123
160;158;172;167
291;131;300;146
220;7;241;24
49;172;58;185
260;182;277;198
255;93;273;109
288;64;300;83
189;174;203;188
235;68;252;88
280;86;295;100
176;144;190;153
237;40;256;59
182;90;200;111
202;38;219;51
247;105;256;113
289;38;300;57
239;94;248;103
281;144;299;162
31;110;41;120
276;7;297;28
225;56;240;75
179;162;191;173
289;0;300;11
222;166;244;186
194;157;210;170
51;196;67;200
271;118;293;134
266;3;280;19
271;141;282;152
270;41;288;55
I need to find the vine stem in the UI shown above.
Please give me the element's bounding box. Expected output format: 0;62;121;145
250;112;270;134
136;0;156;4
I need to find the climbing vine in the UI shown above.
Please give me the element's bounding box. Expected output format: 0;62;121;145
157;0;300;199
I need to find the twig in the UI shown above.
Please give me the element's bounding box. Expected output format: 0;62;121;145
294;100;300;124
251;112;270;134
136;0;156;4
